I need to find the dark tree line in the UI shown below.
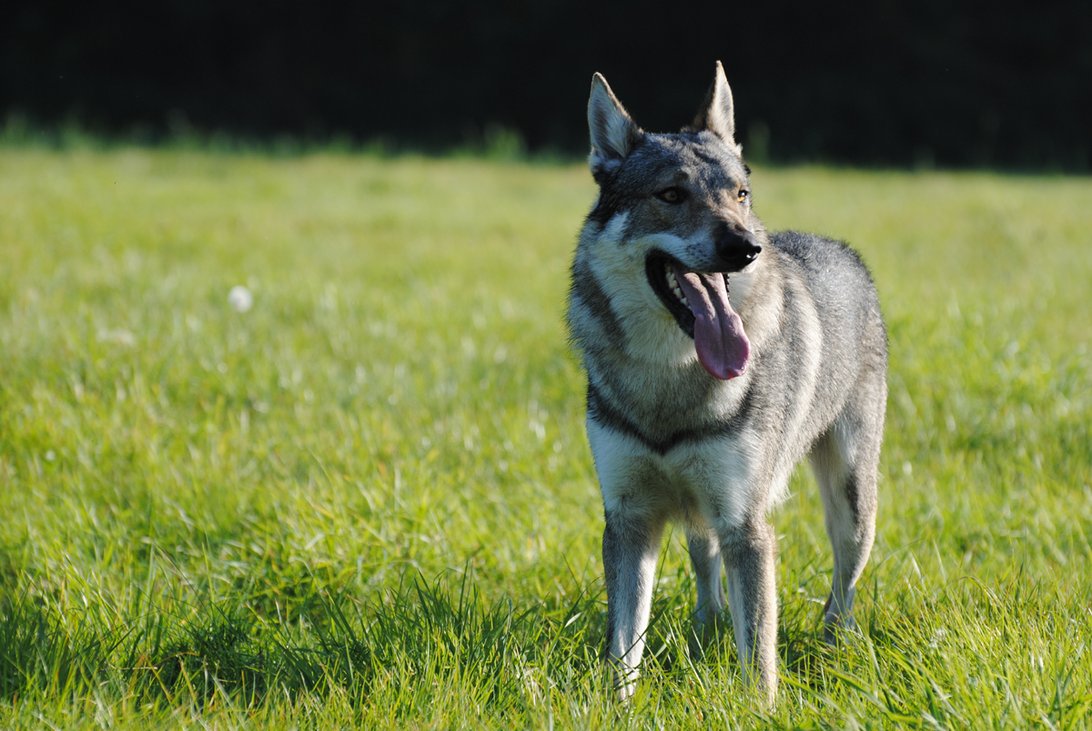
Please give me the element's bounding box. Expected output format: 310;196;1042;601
3;1;1089;169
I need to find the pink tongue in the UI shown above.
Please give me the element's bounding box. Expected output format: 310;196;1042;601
675;267;750;380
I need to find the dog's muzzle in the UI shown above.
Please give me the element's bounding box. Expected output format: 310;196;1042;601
645;248;752;380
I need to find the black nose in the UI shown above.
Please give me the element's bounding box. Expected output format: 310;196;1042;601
714;222;762;271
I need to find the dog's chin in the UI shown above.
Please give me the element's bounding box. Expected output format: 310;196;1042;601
645;252;700;338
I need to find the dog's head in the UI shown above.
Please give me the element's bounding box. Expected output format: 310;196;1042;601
578;62;764;380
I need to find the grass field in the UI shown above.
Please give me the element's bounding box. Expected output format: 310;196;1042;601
0;146;1089;728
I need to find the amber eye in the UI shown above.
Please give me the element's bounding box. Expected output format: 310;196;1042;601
655;187;686;204
737;189;751;205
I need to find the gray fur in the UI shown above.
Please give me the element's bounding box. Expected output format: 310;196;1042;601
567;63;887;703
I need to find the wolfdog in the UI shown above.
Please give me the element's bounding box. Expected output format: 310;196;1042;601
567;62;887;702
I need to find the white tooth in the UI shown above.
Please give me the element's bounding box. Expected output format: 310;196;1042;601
665;264;687;305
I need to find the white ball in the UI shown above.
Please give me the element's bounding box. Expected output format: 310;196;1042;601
228;285;253;313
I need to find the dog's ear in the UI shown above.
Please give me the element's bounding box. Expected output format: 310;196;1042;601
693;61;740;149
588;73;641;179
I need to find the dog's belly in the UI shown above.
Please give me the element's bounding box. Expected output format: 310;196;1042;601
588;418;764;531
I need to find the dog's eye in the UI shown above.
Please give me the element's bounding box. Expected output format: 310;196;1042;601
737;189;751;205
655;187;686;204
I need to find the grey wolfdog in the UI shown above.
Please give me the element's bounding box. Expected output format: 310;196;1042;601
567;62;887;703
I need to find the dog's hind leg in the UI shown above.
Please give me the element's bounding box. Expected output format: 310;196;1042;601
686;525;725;656
810;389;882;640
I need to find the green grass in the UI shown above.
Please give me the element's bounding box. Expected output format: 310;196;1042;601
0;146;1089;728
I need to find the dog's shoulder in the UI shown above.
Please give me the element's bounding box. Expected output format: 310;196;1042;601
769;230;870;276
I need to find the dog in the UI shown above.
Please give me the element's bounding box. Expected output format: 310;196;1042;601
566;62;887;703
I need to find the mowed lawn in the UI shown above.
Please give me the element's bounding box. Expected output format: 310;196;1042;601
0;147;1088;728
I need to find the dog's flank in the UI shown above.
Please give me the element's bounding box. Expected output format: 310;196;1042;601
567;62;887;704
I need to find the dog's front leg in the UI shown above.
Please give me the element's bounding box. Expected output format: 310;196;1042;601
602;506;664;700
722;520;779;704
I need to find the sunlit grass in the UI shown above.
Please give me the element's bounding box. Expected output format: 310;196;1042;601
0;147;1088;728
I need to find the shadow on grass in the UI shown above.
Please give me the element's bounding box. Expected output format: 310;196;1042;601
1;564;916;721
0;567;606;713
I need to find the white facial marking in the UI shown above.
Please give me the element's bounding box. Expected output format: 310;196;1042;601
584;214;696;366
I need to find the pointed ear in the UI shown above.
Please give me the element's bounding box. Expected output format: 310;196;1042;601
588;72;640;178
693;61;738;147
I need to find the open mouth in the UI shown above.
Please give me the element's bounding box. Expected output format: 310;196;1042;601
646;253;702;337
645;252;751;380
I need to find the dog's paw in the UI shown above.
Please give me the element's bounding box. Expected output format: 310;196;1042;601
822;613;860;645
688;611;729;660
609;664;639;702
